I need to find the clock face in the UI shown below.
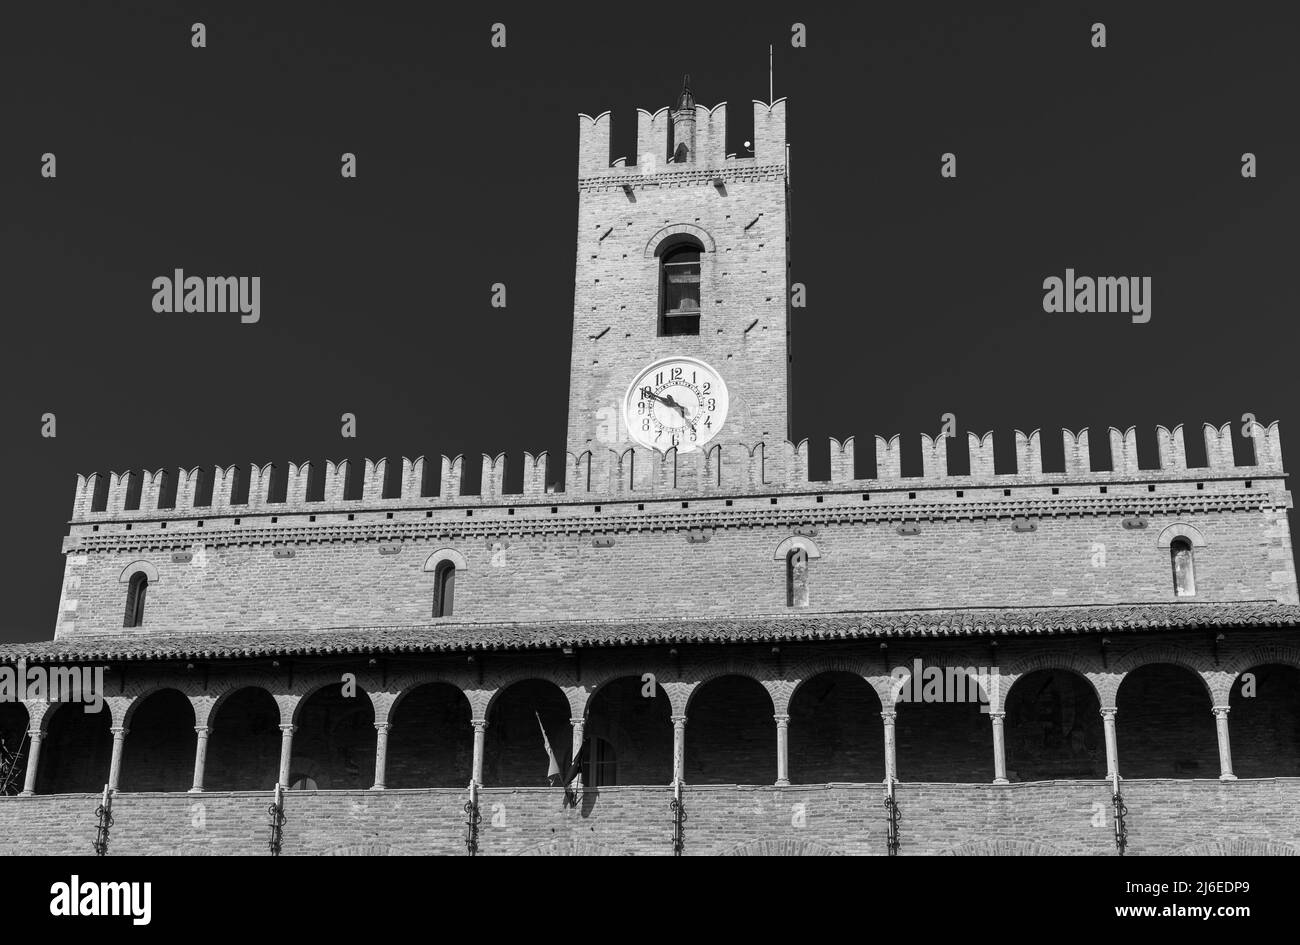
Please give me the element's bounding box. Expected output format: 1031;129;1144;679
623;356;729;453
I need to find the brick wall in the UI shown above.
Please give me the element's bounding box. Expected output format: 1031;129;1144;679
2;780;1295;855
56;506;1292;636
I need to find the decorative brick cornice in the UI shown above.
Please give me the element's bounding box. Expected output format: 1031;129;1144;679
63;487;1283;555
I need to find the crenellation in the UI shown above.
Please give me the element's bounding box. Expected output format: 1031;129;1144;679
876;434;903;481
920;434;947;481
401;456;425;499
1203;421;1235;470
441;455;463;499
521;452;549;497
830;436;855;483
286;461;311;506
1063;428;1090;477
635;107;669;167
364;458;388;500
968;432;996;479
65;422;1292;523
175;466;203;510
1109;427;1141;476
1014;429;1041;479
324;460;350;503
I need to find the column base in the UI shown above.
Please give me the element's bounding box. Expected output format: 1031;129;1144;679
775;779;790;787
371;784;385;791
187;787;204;793
993;778;1009;785
19;790;33;797
1219;773;1237;781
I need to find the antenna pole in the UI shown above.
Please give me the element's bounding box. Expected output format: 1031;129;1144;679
769;44;774;104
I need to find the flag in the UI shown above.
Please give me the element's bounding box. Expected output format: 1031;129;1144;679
561;737;589;809
534;712;561;784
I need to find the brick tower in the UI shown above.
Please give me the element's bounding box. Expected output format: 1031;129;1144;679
566;77;792;462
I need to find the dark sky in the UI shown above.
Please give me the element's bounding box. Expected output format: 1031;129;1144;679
2;2;1297;642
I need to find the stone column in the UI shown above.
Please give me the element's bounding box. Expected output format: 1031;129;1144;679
990;711;1008;784
1100;708;1119;781
190;724;211;793
471;719;487;786
107;726;129;792
1212;706;1236;781
570;717;585;789
671;714;687;784
774;713;790;786
20;729;43;796
372;723;391;790
277;723;296;788
881;709;898;783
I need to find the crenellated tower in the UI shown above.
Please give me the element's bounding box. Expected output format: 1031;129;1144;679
567;78;791;478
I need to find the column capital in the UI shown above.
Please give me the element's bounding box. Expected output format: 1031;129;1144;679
880;709;897;723
374;722;391;734
279;723;298;735
773;713;790;725
471;718;488;733
110;726;129;738
194;724;211;736
670;714;688;726
988;711;1006;722
26;727;43;740
1211;705;1231;718
1099;707;1118;720
570;717;586;728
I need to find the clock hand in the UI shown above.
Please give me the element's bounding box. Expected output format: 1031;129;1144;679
661;393;691;420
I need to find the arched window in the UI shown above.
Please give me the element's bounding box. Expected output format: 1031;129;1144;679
433;560;456;618
787;547;810;608
660;241;702;336
1171;538;1196;597
123;572;148;627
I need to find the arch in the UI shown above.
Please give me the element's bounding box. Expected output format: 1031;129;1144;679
291;683;376;789
206;686;281;791
0;702;31;796
644;222;716;258
423;548;467;572
772;535;822;561
118;560;160;583
789;671;884;784
1116;663;1216;778
1003;669;1104;781
686;674;774;785
36;700;112;794
1108;644;1214;702
517;839;628;856
1156;523;1206;548
386;681;473;788
682;659;772;713
583;675;673;785
484;678;572;787
939;839;1067;856
724;838;842;856
1172;839;1297;856
1229;663;1300;778
118;688;195;792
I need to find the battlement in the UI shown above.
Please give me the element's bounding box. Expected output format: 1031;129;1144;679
578;98;787;178
68;422;1286;524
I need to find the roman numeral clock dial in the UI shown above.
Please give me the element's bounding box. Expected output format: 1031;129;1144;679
624;356;729;453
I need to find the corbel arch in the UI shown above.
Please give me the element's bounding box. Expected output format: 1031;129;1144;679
644;223;716;258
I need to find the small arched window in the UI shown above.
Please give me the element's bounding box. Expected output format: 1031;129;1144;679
1171;538;1196;597
787;547;810;608
660;241;702;336
124;572;148;627
433;560;456;617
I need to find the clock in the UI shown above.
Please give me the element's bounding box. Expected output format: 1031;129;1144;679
623;356;729;453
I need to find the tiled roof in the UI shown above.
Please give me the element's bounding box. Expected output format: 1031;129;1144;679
1;602;1297;662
